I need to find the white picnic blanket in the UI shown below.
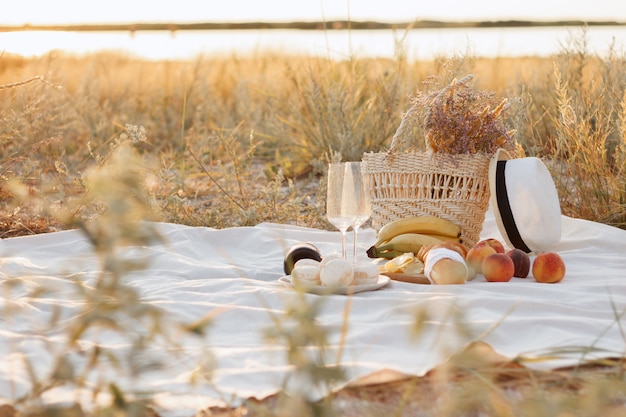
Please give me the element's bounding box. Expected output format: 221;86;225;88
1;208;625;416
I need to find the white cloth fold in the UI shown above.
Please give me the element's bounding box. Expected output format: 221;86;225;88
1;208;625;416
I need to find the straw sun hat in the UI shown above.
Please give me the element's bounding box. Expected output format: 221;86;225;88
488;149;562;254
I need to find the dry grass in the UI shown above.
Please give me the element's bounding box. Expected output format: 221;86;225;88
1;45;624;235
0;30;625;416
203;342;626;417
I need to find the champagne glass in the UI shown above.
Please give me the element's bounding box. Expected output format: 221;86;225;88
326;162;357;258
346;162;372;263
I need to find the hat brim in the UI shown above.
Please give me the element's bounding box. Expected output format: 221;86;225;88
488;148;562;254
488;149;519;251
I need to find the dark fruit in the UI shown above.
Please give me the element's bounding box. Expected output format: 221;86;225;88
283;243;322;275
506;248;531;278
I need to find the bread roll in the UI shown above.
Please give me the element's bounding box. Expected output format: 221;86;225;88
418;241;467;262
429;258;468;285
423;247;468;285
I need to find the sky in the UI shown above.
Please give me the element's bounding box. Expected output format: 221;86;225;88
3;0;626;26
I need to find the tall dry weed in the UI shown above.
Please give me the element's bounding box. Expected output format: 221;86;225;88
265;56;412;170
498;28;626;228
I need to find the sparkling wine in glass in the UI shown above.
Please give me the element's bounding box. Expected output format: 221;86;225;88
326;162;357;258
346;162;372;263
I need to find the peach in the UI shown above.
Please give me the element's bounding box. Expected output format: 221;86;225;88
532;252;566;283
506;249;531;278
482;253;515;282
466;244;497;274
476;238;506;254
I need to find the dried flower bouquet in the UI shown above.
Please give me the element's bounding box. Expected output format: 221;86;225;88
405;74;519;156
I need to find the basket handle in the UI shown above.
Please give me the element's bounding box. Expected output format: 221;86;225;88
388;99;422;154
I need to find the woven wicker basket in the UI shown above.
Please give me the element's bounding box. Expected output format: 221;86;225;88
362;104;492;249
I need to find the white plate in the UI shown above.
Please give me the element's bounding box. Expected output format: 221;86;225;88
278;275;391;295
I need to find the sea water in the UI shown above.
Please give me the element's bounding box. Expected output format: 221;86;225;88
1;25;625;61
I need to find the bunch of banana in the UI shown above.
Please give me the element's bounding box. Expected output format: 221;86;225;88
366;215;462;259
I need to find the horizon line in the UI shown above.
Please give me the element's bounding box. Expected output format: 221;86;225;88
2;19;625;32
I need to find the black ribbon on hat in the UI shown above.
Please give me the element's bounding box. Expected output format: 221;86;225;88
495;160;532;253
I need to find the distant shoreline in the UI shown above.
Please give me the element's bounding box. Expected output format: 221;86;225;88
1;19;625;32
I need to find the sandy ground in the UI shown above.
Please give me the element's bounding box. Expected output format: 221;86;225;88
202;342;626;417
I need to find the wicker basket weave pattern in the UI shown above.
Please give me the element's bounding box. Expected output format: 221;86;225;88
363;150;491;249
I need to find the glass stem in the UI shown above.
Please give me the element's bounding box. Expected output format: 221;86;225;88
353;227;358;263
340;229;347;259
